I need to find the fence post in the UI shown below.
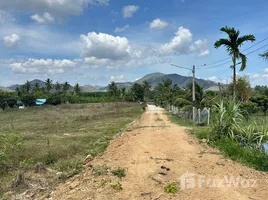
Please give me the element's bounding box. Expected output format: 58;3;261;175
207;108;210;125
198;109;201;123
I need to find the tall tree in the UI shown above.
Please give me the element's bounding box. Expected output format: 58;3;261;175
214;26;255;99
107;82;119;97
24;81;32;94
45;78;53;93
131;83;144;102
63;82;70;93
54;82;61;92
33;82;40;91
74;83;81;95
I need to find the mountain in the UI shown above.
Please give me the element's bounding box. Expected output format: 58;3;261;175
0;86;13;92
81;85;99;92
8;79;45;90
5;73;219;93
99;82;133;91
135;73;217;90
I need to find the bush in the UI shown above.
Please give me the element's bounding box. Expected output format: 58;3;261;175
47;94;62;105
21;94;36;106
174;98;191;108
239;101;259;117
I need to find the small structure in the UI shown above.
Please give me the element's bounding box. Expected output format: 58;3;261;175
36;99;46;106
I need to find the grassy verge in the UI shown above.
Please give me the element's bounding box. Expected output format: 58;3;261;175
168;113;268;171
0;102;143;196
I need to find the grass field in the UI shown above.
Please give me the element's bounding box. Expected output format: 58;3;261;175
0;102;143;197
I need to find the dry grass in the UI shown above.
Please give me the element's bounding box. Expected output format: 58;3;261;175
0;102;143;197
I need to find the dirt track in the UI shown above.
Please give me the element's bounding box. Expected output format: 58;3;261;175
49;105;268;200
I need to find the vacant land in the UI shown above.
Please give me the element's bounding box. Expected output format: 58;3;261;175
50;105;268;200
0;102;143;199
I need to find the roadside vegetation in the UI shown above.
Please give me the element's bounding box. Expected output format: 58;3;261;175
159;26;268;172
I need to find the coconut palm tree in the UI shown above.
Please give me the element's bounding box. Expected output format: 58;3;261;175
74;83;81;95
214;26;255;99
23;80;32;93
45;78;53;93
63;82;70;93
260;51;268;60
107;81;119;97
54;82;62;92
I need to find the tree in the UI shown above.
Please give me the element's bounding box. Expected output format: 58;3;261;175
214;26;255;99
251;96;268;116
74;83;81;95
63;82;70;93
120;87;126;97
130;83;144;102
33;82;40;92
54;82;61;92
154;78;176;106
228;76;252;102
23;81;32;94
186;82;204;107
142;80;151;100
260;51;268;60
45;78;53;93
107;82;119;97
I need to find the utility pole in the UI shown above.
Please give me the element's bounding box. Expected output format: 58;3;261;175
170;64;196;122
192;65;196;122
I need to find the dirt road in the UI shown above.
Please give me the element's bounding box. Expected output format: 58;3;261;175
49;105;268;200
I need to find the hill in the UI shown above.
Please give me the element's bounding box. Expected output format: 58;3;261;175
135;73;217;89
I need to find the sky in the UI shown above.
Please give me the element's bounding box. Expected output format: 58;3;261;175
0;0;268;87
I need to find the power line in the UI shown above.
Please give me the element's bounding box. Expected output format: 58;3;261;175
196;36;268;68
198;43;268;70
242;36;268;52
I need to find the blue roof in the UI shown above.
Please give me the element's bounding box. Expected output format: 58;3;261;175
36;99;46;105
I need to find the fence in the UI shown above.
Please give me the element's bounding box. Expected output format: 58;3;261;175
167;105;210;125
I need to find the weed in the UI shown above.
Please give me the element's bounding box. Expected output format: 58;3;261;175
92;165;110;176
155;118;163;121
165;183;178;194
111;168;126;179
111;182;123;191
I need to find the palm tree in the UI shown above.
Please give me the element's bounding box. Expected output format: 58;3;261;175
107;82;119;97
24;81;31;93
33;82;40;92
260;51;268;60
214;26;255;99
74;83;81;95
45;78;53;93
54;82;61;92
63;82;70;93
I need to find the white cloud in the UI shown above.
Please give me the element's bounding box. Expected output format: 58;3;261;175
2;33;20;47
160;27;209;56
0;0;109;21
0;10;15;24
190;40;210;56
149;18;168;30
10;58;76;73
264;68;268;73
110;75;124;82
80;32;130;60
160;27;192;55
115;25;129;33
206;76;230;84
122;5;139;18
31;12;54;24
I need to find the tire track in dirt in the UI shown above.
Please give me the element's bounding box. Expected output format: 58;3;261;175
48;105;268;200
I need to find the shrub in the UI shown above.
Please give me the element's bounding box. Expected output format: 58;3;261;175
174;98;191;108
111;168;126;179
165;183;178;194
47;94;62;105
239;101;259;118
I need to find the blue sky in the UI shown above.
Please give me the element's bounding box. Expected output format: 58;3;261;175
0;0;268;87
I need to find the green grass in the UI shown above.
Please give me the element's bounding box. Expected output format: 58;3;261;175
0;102;143;194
